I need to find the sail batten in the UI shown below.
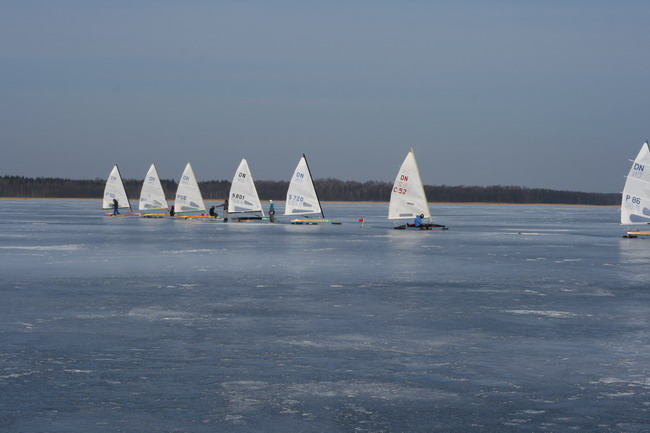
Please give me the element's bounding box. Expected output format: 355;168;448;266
624;174;650;186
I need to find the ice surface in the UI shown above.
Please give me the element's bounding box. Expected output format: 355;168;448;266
1;200;649;432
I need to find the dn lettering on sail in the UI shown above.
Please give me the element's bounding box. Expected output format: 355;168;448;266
236;172;248;184
393;173;409;194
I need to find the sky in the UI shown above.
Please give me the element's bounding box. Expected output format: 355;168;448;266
1;1;649;193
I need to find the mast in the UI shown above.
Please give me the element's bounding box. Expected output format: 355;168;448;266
115;164;133;211
410;148;429;207
302;153;325;218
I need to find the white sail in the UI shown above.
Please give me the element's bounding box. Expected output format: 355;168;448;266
621;142;650;225
174;162;206;214
228;158;264;215
102;165;132;210
285;154;323;217
388;149;431;220
139;164;168;211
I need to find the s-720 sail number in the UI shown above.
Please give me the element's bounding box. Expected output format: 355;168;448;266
288;194;304;202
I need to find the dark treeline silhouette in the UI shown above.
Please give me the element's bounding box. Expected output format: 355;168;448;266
0;175;618;205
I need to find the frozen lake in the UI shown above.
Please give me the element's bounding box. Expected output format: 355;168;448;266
1;200;649;432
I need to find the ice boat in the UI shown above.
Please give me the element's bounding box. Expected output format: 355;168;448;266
622;142;650;238
227;158;271;222
103;165;137;216
285;154;340;224
388;149;445;230
174;162;210;219
138;163;169;218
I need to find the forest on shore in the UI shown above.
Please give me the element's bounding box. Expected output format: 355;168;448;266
0;175;618;205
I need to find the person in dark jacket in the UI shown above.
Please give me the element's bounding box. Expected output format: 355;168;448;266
216;199;229;222
112;198;120;215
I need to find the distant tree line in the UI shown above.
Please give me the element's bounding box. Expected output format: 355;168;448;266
0;175;618;205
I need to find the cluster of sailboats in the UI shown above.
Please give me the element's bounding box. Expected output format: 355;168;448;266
103;159;278;221
103;150;446;229
102;141;650;235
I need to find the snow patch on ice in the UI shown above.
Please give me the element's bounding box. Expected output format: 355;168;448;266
596;377;650;387
127;307;195;321
0;371;37;380
221;379;456;410
162;249;217;254
501;310;589;319
0;244;85;251
13;321;34;329
280;334;449;354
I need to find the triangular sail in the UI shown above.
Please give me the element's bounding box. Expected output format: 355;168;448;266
388;149;431;220
174;162;206;214
102;165;132;210
285;154;323;217
139;164;169;211
621;142;650;225
228;158;264;215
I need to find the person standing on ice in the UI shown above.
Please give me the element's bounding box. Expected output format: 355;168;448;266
112;198;120;215
216;199;229;222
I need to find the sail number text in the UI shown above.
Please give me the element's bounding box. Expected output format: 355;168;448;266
625;194;641;206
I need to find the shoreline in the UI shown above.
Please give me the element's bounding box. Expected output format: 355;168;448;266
0;197;617;207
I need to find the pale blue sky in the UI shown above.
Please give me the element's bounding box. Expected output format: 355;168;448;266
1;1;649;192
